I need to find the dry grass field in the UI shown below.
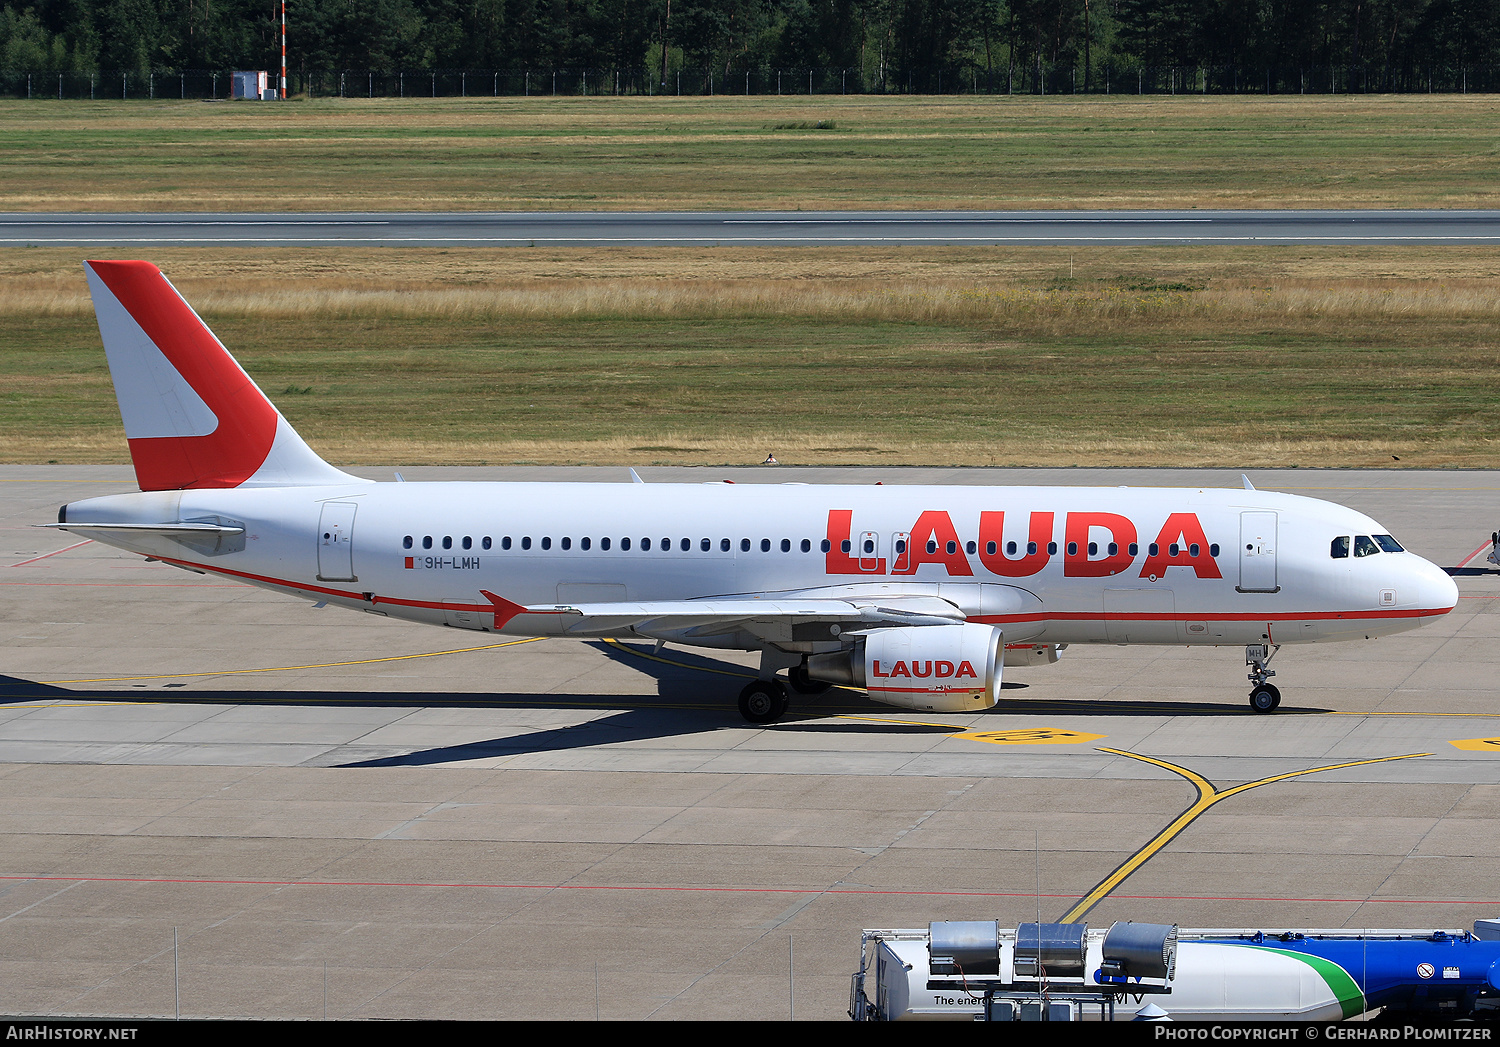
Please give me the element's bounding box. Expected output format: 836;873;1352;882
4;245;1498;468
1;94;1499;211
3;95;1495;469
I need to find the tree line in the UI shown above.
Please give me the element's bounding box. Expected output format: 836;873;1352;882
2;1;1498;95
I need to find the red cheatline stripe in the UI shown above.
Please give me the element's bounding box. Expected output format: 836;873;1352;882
0;874;1483;907
158;556;1453;625
8;540;91;567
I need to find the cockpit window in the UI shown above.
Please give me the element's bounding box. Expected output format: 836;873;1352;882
1373;534;1404;553
1354;535;1380;557
1330;536;1350;559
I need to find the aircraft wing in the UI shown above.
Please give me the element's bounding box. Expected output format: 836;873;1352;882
481;589;967;642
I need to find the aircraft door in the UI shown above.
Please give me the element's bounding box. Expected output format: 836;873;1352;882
859;531;882;573
1237;511;1278;593
317;501;358;582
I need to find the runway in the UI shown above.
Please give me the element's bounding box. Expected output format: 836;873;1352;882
6;210;1500;246
2;465;1499;1019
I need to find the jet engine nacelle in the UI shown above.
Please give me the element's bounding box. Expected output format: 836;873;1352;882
806;623;1004;713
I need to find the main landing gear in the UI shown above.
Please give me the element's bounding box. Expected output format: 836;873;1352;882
1246;643;1282;713
738;656;831;724
738;678;790;725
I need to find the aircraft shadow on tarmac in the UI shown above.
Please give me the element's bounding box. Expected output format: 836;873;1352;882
0;651;1327;769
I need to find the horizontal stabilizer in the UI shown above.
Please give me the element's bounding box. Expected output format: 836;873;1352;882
39;521;244;537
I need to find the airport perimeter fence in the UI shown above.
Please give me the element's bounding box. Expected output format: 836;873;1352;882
3;63;1500;100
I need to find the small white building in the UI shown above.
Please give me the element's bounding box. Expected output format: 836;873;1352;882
231;71;269;100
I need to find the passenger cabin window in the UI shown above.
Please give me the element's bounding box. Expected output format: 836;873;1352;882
423;536;433;550
442;536;452;550
502;536;512;550
722;538;732;552
482;537;492;550
801;539;811;553
521;537;532;550
541;537;551;550
403;536;413;549
1354;535;1380;557
462;536;472;550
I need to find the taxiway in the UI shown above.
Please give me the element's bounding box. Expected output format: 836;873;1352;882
1;466;1497;1019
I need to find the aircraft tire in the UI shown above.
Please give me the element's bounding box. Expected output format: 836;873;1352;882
1249;684;1281;713
739;680;786;724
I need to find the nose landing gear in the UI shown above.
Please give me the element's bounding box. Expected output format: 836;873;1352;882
1246;643;1281;712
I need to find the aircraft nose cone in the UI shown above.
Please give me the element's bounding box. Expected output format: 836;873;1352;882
1421;558;1460;615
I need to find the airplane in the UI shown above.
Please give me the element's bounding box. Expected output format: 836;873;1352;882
44;260;1460;723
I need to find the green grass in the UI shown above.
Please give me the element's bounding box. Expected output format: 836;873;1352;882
5;244;1496;469
1;94;1498;211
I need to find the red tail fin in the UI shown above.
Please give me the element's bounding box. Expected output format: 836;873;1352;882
84;261;356;491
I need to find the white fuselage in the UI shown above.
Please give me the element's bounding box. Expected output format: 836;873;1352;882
60;480;1458;653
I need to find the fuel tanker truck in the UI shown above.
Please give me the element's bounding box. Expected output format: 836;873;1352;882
850;919;1500;1021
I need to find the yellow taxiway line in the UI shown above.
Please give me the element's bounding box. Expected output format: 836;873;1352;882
1056;747;1433;923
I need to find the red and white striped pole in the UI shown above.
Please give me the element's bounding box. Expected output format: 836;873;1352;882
279;0;287;99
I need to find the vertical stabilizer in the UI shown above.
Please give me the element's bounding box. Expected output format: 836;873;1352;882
84;260;364;491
